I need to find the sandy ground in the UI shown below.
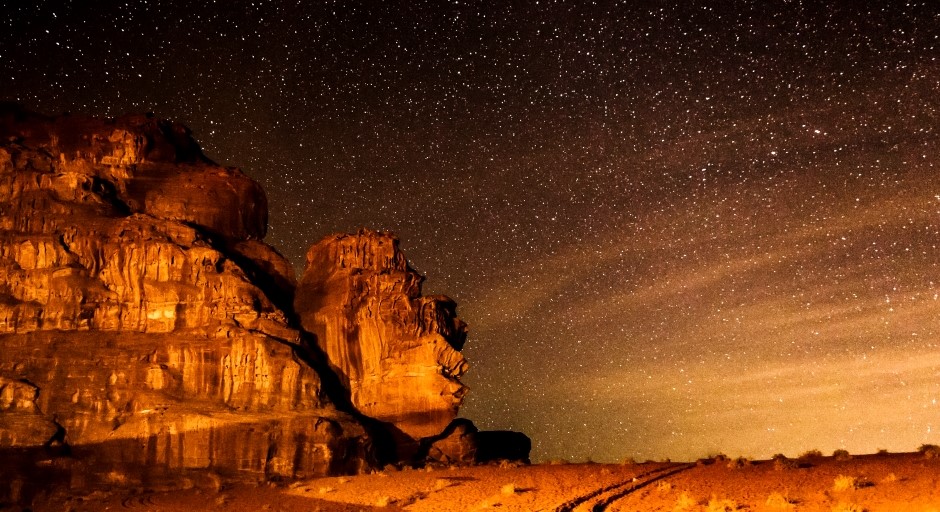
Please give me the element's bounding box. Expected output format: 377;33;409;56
15;452;940;511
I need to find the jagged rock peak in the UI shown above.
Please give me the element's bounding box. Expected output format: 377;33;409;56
0;103;267;240
306;229;409;273
0;102;206;165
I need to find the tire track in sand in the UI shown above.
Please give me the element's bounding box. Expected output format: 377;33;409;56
548;462;696;512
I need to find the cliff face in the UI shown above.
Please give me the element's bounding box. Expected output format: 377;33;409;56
294;231;469;450
0;107;371;484
0;108;526;500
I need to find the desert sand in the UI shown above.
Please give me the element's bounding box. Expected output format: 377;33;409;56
19;451;940;511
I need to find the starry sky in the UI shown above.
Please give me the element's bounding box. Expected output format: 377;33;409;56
3;1;940;462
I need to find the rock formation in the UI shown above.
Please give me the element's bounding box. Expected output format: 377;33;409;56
420;418;533;466
0;106;371;491
0;106;529;503
294;230;469;456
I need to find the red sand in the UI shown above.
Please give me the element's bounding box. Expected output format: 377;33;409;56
20;452;940;511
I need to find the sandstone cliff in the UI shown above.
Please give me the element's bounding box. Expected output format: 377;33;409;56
295;231;469;454
0;106;371;488
0;108;528;504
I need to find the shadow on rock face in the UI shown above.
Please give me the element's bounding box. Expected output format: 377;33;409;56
0;416;374;509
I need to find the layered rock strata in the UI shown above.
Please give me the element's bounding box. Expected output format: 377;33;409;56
0;106;371;487
295;231;469;451
0;107;530;503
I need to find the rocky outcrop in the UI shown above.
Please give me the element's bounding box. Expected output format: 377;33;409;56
0;106;372;491
0;107;529;503
424;418;479;465
294;230;469;453
421;418;532;466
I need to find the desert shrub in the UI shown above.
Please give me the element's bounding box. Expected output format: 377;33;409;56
798;449;823;460
876;448;889;455
881;473;898;483
656;480;673;493
673;492;698;511
833;475;858;491
727;456;751;469
707;498;741;511
918;444;940;459
772;453;797;471
620;456;638;465
833;475;871;491
766;492;796;509
831;503;866;512
833;449;852;461
375;495;395;507
711;453;730;462
500;483;517;495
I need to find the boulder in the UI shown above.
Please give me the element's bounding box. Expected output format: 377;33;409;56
475;430;532;464
421;419;531;466
424;418;478;465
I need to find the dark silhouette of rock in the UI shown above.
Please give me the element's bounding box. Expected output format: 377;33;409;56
420;418;531;466
423;418;479;465
475;430;532;464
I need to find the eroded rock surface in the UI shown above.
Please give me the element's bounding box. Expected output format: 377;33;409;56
295;230;469;448
0;106;371;486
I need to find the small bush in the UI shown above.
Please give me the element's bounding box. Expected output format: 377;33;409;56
876;448;889;455
766;492;796;509
501;483;517;495
833;475;871;491
831;503;866;512
657;480;673;493
673;492;698;511
833;475;858;491
881;473;898;483
707;498;741;511
918;444;940;459
376;495;395;507
772;454;797;471
833;449;852;461
727;457;751;469
799;449;823;460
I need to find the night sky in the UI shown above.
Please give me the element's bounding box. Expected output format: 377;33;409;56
3;1;940;462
